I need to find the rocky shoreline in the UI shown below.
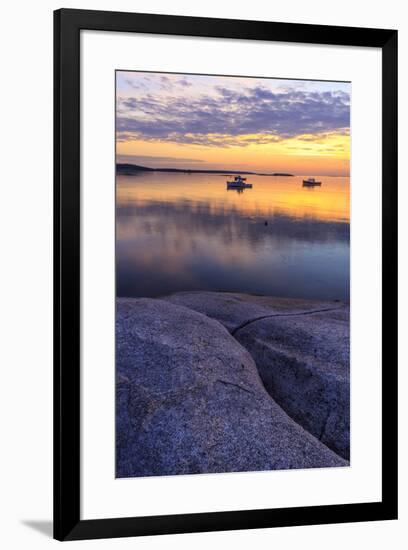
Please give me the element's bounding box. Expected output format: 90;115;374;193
116;292;350;477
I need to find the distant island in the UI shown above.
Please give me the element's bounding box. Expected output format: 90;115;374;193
116;163;294;177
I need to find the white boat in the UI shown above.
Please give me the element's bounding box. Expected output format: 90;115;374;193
226;175;253;189
303;177;322;187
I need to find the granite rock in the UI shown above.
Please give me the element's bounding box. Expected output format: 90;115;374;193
163;292;350;459
163;291;341;333
116;297;347;477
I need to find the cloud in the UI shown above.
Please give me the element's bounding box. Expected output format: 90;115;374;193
116;154;205;165
116;85;350;147
178;78;192;87
125;79;147;91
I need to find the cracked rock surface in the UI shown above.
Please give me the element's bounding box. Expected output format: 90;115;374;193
116;297;347;477
163;292;350;460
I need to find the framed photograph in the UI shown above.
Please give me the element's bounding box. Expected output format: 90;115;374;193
54;8;398;541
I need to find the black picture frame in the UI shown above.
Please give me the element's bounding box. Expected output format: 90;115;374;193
54;8;398;541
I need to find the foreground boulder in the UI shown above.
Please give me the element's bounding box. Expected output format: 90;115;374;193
116;298;347;477
236;309;350;460
163;291;341;333
163;292;350;460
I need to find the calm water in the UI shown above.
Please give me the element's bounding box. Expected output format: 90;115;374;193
116;172;350;301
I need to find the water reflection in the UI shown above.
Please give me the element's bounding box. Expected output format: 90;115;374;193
227;187;247;194
116;173;350;301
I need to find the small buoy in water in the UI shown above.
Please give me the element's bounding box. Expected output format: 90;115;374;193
264;221;268;226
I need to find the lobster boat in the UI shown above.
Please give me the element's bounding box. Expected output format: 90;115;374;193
226;175;253;189
302;177;322;187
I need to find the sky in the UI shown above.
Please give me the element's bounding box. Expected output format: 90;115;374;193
116;71;350;176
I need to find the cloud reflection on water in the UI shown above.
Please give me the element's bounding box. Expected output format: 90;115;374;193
116;174;349;301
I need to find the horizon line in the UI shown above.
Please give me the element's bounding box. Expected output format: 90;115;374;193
116;162;349;178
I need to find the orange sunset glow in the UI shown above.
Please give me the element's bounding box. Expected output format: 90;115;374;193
116;72;350;176
117;173;349;225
